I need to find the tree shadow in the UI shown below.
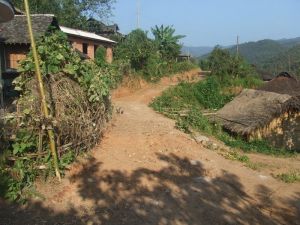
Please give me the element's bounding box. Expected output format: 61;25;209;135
0;154;299;225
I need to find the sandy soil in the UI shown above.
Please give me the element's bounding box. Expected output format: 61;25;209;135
0;69;299;225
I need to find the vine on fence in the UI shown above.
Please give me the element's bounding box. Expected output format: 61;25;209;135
0;30;121;201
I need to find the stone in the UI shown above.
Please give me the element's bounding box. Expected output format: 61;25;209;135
190;160;200;165
194;134;210;144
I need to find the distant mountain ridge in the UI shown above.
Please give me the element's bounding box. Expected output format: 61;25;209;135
189;36;300;77
181;46;213;57
183;36;300;59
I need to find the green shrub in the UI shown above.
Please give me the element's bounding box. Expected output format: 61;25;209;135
276;171;300;183
115;28;198;81
1;31;120;202
193;76;233;109
95;46;107;66
150;75;293;156
205;47;258;79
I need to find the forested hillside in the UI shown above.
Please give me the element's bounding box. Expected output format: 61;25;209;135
227;40;286;66
259;44;300;76
198;37;300;77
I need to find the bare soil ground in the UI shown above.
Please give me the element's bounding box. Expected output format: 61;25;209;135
1;69;299;225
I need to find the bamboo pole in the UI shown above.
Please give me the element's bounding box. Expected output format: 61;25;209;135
23;0;61;181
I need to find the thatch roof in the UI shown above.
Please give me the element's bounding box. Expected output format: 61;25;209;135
0;14;58;44
216;91;300;137
257;72;300;96
216;72;300;136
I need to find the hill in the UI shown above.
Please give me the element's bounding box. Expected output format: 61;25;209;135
277;37;300;48
181;46;213;57
259;44;300;76
227;39;286;66
197;36;300;77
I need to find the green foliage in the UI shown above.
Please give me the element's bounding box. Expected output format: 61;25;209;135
224;151;250;163
115;29;157;71
2;31;120;202
95;46;107;66
260;44;300;77
150;72;293;156
227;39;286;67
16;30;118;103
151;25;185;60
223;38;300;77
200;47;258;78
11;0;115;29
0;130;38;202
115;28;197;81
276;171;300;183
218;133;293;156
193;76;233;109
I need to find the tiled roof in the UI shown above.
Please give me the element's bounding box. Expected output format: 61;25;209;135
0;14;58;44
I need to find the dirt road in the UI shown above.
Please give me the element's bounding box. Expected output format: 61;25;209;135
1;70;299;225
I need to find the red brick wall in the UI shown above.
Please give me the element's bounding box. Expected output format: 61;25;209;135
4;44;29;69
4;36;114;70
68;35;114;62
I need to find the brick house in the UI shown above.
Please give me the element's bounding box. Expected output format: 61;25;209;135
60;26;115;63
0;14;116;72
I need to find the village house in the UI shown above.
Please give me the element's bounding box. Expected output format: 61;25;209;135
0;14;116;73
216;72;300;151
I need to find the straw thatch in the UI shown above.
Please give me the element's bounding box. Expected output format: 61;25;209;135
257;72;300;96
216;73;300;150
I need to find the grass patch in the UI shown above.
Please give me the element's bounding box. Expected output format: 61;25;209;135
276;171;300;183
245;162;268;171
223;151;250;163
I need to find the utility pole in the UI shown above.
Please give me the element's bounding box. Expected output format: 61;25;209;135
288;54;291;72
236;35;239;57
137;0;140;29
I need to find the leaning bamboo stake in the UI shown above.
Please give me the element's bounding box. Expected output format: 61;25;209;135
23;0;61;181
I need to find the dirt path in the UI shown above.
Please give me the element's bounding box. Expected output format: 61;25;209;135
1;70;299;225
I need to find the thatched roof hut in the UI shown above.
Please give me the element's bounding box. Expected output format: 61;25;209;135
216;73;300;151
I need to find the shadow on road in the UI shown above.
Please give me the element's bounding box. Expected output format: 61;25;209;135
0;154;299;225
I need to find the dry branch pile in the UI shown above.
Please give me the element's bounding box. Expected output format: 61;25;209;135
1;73;112;158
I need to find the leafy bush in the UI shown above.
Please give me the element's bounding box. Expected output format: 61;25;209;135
17;31;118;102
95;46;107;66
1;30;120;202
115;27;197;81
276;171;300;183
193;76;233;109
115;29;157;71
200;47;258;79
151;25;185;60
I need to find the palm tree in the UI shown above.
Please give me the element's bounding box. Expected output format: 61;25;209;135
151;25;185;60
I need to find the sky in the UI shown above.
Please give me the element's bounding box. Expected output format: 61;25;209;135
112;0;300;47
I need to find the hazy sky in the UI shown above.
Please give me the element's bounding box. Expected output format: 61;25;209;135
112;0;300;46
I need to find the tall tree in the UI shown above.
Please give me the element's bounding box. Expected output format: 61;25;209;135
151;25;185;60
11;0;115;29
115;29;156;70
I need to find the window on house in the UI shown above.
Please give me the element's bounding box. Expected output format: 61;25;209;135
82;43;88;54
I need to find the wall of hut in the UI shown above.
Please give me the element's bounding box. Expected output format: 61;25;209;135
68;35;113;63
249;111;300;151
4;44;29;70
